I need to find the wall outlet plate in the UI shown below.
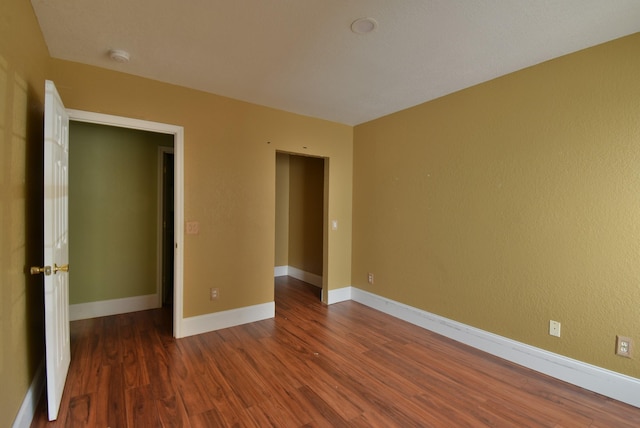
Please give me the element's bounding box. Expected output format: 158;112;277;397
616;335;632;358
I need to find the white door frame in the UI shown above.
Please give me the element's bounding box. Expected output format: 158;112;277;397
67;109;185;338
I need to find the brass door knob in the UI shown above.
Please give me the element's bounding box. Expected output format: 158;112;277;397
54;264;69;274
30;266;52;276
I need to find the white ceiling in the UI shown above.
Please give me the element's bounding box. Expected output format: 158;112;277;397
31;0;640;126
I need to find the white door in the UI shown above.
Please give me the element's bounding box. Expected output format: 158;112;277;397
31;80;71;421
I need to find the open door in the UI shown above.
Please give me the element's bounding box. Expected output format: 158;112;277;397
30;80;71;421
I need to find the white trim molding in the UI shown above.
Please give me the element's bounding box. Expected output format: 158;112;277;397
181;302;275;338
274;266;288;277
274;266;323;288
67;109;185;339
328;286;352;304
273;267;349;304
351;287;640;409
69;294;160;321
288;266;322;287
12;361;44;428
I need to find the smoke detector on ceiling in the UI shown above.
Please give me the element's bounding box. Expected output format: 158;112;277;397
109;49;130;63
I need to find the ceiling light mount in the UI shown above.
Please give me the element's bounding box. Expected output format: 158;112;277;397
351;17;378;34
109;49;130;63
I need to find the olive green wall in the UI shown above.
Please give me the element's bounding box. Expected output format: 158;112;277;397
49;58;353;314
69;121;173;304
353;33;640;379
0;0;49;425
288;155;324;276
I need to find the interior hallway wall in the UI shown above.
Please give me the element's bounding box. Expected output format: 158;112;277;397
288;155;324;277
274;152;290;268
69;121;173;304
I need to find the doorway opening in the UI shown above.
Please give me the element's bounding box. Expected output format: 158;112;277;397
274;152;326;300
67;109;185;337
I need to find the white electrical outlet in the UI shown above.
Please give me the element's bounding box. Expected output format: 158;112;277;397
210;288;219;300
367;273;374;285
549;320;561;337
616;336;632;358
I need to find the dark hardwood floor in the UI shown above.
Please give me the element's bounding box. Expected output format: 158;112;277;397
32;276;640;427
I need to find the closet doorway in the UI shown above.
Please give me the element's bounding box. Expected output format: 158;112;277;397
274;152;326;296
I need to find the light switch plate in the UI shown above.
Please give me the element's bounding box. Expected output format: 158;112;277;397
549;320;561;337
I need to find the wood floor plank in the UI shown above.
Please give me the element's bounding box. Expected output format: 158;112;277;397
125;384;161;427
197;333;273;408
32;276;640;427
101;315;121;366
120;319;150;389
296;385;350;427
171;337;232;418
205;336;306;419
91;363;111;427
64;394;96;428
103;363;127;428
155;394;192;428
139;327;175;400
189;407;243;428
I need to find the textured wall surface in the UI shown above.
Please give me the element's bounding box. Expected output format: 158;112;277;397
288;155;325;276
69;121;173;304
0;0;50;425
353;34;640;378
274;153;290;267
50;59;353;316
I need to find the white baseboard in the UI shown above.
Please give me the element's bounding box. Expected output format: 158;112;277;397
351;287;640;408
274;265;288;277
181;302;275;338
69;293;160;321
12;361;44;428
288;266;322;287
328;286;352;304
274;266;323;288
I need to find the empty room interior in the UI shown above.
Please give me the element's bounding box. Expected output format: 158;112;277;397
2;1;640;426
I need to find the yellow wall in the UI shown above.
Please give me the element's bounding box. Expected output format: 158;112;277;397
275;153;325;275
287;154;325;276
274;152;290;267
4;2;638;425
2;3;351;424
353;33;640;378
49;59;353;315
69;121;173;304
0;0;50;425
